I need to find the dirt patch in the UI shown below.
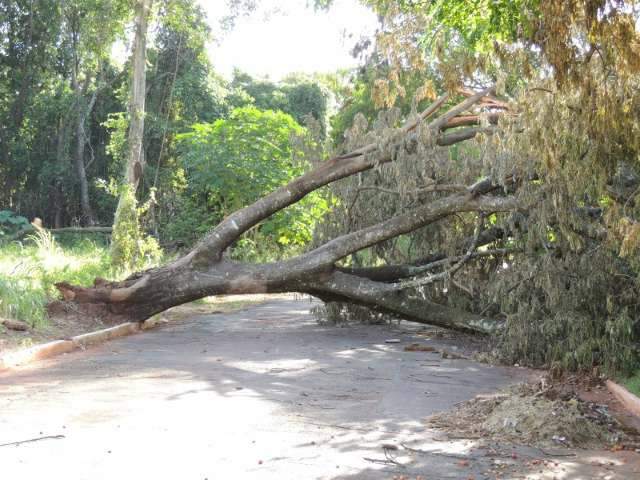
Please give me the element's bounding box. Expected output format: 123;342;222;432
1;294;293;355
0;313;107;354
427;379;639;449
403;342;468;359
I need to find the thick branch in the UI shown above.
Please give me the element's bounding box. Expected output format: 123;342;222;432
438;126;496;146
336;226;506;282
189;87;497;263
50;87;516;337
442;112;500;130
300;271;502;334
290;191;517;271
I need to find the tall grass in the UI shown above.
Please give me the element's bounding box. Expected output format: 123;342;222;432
623;371;640;397
0;231;117;327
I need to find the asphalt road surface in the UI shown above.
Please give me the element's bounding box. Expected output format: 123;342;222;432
1;298;638;479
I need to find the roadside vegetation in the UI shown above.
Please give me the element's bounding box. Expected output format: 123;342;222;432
623;372;640;397
0;231;116;327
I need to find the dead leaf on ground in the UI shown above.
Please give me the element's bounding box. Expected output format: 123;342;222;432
404;343;437;352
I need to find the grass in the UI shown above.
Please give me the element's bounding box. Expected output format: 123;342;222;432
622;371;640;397
0;230;123;327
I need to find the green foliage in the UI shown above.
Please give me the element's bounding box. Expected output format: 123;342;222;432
104;111;129;168
0;0;128;227
0;211;29;236
495;252;639;376
622;371;640;397
176;106;330;258
229;71;329;136
422;0;535;50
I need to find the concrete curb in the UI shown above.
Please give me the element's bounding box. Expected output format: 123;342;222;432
0;316;166;372
606;379;640;418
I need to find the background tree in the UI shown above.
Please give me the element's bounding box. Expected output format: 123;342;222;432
174;106;330;257
110;0;154;269
143;0;227;239
229;71;329;136
0;0;128;228
61;0;129;225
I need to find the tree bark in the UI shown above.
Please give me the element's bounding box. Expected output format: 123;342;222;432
125;0;153;190
54;87;519;335
299;271;503;334
70;16;96;226
109;0;153;267
73;89;95;225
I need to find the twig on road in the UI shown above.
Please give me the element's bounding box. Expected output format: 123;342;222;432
400;443;469;459
364;455;406;468
0;435;65;447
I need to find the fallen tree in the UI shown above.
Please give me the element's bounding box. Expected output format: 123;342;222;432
54;87;520;334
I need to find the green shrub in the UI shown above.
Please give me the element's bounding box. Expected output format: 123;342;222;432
173;106;330;258
0;210;29;237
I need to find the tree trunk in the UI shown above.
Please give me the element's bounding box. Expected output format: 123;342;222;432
70;43;96;225
125;0;152;190
74;99;95;225
55;87;519;335
110;0;153;267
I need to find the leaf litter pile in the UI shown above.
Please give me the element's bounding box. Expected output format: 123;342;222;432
427;379;639;449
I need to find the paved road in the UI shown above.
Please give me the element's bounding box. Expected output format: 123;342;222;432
1;299;638;479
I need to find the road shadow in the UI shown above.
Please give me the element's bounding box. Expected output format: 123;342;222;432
1;299;638;479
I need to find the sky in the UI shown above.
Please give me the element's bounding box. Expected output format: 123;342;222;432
199;0;379;80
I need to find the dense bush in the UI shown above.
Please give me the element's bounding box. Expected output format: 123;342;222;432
173;106;330;260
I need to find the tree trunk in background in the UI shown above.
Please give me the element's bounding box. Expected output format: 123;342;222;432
54;117;70;228
124;0;152;190
74;96;95;225
110;0;153;267
70;18;95;226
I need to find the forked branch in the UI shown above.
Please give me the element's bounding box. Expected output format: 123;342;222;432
190;87;501;263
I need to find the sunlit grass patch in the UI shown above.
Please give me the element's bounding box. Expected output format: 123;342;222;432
0;231;116;327
622;371;640;397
